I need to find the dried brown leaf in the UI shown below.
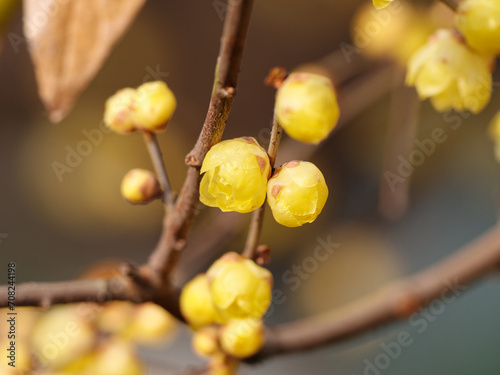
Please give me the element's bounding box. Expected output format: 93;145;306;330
23;0;146;123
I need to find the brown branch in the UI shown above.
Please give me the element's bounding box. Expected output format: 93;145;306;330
0;278;141;307
439;0;459;11
378;70;420;220
243;115;282;258
146;0;254;286
143;131;174;206
249;222;500;362
0;267;183;320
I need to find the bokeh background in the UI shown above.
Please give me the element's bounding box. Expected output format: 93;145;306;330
1;0;500;374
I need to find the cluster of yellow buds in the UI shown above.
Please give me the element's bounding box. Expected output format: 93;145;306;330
104;81;176;134
14;301;176;375
180;252;272;374
104;81;176;204
369;0;500;115
199;135;329;227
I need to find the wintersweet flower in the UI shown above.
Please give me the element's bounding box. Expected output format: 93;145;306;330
406;29;493;113
200;137;271;213
352;2;434;66
220;318;264;358
275;72;340;144
206;252;273;320
267;161;328;227
131;81;177;132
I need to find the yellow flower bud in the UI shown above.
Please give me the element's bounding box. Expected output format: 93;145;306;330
192;326;220;357
200;137;271;213
406;29;493;114
31;305;96;369
220;318;264;358
104;88;136;134
267;161;328;227
91;339;144;375
180;274;217;329
208;353;239;375
372;0;395;9
275;73;340;144
125;302;176;345
131;81;177;132
207;252;273;320
458;0;500;55
121;169;162;204
97;301;135;334
352;3;434;66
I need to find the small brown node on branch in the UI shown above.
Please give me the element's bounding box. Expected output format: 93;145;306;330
174;239;187;252
121;262;152;289
393;293;421;318
255;245;271;265
185;154;201;168
40;297;52;310
265;66;288;89
220;86;236;98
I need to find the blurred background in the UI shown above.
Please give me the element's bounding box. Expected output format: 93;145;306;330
1;0;500;374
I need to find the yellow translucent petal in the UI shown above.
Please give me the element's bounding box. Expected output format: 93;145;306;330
414;60;453;98
429;82;464;112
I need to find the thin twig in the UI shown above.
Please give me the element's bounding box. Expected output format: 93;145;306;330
146;0;254;286
243;116;282;258
143;131;174;206
378;69;420;220
242;206;266;259
248;222;500;362
439;0;459;11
